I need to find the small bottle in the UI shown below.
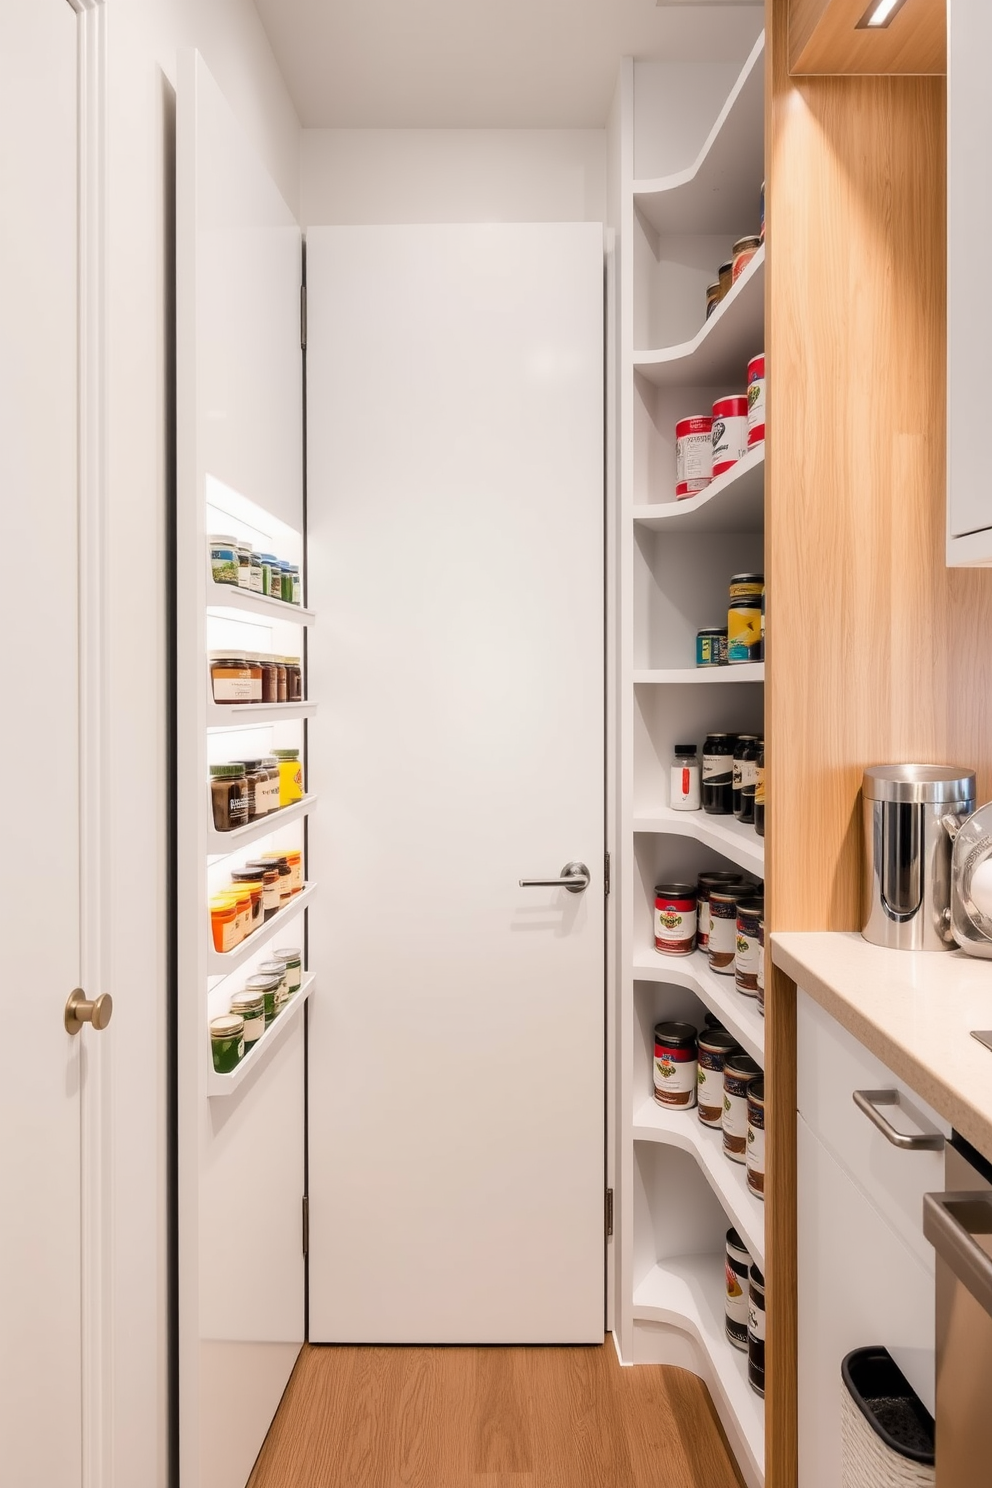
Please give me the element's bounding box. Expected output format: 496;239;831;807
670;743;700;812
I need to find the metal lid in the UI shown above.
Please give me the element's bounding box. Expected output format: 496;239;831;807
863;763;976;804
243;974;282;992
229;991;264;1013
697;1027;739;1053
725;1052;762;1078
653;1021;697;1045
748;1079;764;1104
272;948;301;961
210;1015;244;1038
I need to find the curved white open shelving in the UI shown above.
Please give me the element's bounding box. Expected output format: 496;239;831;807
206;580;315;625
633;1254;765;1481
633;445;764;535
633;35;765;236
206;794;317;855
207;974;316;1097
634;664;764;685
632;948;764;1064
634;1099;764;1265
634;806;765;877
207;881;317;976
633;246;764;389
207;700;316;727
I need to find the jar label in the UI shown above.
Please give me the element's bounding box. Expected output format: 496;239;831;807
723;1090;749;1159
712;414;748;474
670;764;700;811
220;918;238;953
697;1063;724;1125
213;675;254;702
728;605;762;662
249;569;263;594
735;926;760;992
654;1042;697;1106
747;1121;766;1190
757;940;765;991
703;753;732;783
747;367;766;445
654;903;697;955
748;1294;766;1342
754;767;766;806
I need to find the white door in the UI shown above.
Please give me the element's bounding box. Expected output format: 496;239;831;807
0;1;84;1482
306;223;605;1343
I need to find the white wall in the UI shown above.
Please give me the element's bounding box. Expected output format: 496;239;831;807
301;128;607;225
104;5;299;1485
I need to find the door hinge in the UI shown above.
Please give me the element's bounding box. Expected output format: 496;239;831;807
300;284;307;351
604;850;611;897
606;1187;614;1238
302;1195;309;1256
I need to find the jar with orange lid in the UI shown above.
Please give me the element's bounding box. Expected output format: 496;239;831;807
284;849;303;894
224;888;252;943
210;897;239;954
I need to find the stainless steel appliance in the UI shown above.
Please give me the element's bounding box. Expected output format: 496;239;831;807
862;765;975;951
950;801;992;958
923;1138;992;1487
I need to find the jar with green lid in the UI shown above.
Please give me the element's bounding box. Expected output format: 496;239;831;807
229;989;265;1047
272;947;302;994
209;763;249;832
244;972;283;1024
259;958;290;1011
272;748;303;806
210;1014;245;1073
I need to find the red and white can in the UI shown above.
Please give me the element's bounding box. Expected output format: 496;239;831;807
653;882;697;956
711;395;748;478
747;354;765;448
675;416;713;499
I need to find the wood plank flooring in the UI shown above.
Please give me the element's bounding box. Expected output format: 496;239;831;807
247;1340;744;1488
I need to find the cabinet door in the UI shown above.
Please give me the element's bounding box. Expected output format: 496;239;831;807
798;1116;934;1488
948;0;992;558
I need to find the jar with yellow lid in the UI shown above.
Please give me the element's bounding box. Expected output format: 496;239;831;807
210;897;239;954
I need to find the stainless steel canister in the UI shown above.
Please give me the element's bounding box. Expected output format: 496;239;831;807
862;765;976;951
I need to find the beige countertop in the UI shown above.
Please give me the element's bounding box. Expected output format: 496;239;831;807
771;931;992;1160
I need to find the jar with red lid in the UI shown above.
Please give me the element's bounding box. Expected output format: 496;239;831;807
711;396;749;478
653;1022;698;1109
653;883;697;956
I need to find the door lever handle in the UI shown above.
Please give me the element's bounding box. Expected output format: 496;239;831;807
519;861;590;894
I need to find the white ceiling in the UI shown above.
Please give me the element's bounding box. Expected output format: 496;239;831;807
252;0;764;129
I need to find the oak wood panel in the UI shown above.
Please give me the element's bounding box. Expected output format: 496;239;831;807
247;1342;745;1488
790;0;946;75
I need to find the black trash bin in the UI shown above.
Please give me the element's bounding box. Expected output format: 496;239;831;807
840;1348;934;1488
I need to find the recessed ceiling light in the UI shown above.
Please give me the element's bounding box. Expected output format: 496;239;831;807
857;0;910;27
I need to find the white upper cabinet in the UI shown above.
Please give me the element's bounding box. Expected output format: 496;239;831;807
948;0;992;564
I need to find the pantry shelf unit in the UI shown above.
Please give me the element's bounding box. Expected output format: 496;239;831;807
633;1254;765;1480
633;1102;765;1266
206;700;316;727
632;950;764;1064
633;446;764;534
633;807;765;877
206;581;316;625
633;664;764;685
632;35;765;237
207;881;317;976
207;974;316;1097
633;246;764;389
206;794;318;856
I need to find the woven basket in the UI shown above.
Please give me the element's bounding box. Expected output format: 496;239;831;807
841;1349;935;1488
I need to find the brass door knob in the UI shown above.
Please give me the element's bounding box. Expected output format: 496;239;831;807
64;987;113;1036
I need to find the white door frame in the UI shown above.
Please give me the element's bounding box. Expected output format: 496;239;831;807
70;2;113;1483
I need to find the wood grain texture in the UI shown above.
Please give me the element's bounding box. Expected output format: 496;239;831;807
766;2;992;1485
790;0;945;75
246;1342;745;1488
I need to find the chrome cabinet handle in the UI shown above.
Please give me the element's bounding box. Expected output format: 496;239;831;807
852;1089;945;1151
519;860;590;894
924;1191;992;1320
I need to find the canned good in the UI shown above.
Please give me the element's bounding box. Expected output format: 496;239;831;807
697;1027;739;1128
653;1022;698;1109
705;283;721;320
747;354;765;447
653;883;697;957
712;396;748;479
736;900;764;996
727;573;764;664
724;1052;762;1162
747;1078;765;1199
675;416;713;500
696;627;727;668
738;736;761;824
709;888;742;975
732;235;762;283
697;870;748;950
702;732;735;815
748;1265;766;1396
757;917;765;1015
726;1229;751;1350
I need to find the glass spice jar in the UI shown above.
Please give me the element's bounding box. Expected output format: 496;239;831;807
275;660;288;703
209;653;253;705
246;864;281;920
209;897;239;954
258;959;290;1012
209;535;239;587
283;657;303;702
209;763;249;832
236;544;251;589
284;849;303;894
249;552;263;593
210;1014;245;1073
272;948;302;994
257;853;292;907
229;873;264;930
238;759;274;820
272;749;303;806
244;972;283;1025
258;659;279;704
229;990;265;1048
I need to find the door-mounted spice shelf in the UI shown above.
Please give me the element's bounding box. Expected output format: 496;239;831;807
206;794;318;856
206;581;316;625
208;881;317;976
634;808;765;877
633;446;764;535
633;664;764;685
633;1256;765;1479
206;973;315;1097
632;948;764;1063
633;1102;765;1266
633;247;764;389
206;700;316;728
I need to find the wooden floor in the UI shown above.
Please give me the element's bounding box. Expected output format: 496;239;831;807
247;1340;744;1488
